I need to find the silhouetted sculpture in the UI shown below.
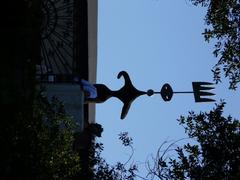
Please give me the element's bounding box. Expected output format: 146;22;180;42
87;71;152;119
87;71;215;119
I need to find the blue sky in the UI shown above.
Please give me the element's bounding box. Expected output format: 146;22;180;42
96;0;240;178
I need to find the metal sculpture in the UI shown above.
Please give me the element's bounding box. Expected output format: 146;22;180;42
88;71;215;119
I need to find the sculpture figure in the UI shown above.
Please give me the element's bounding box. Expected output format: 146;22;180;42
86;71;215;119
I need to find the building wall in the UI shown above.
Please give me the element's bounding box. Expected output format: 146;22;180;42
87;0;98;124
41;0;98;129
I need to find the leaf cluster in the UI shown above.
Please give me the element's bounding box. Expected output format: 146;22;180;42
89;132;137;180
150;102;240;179
0;90;81;179
33;93;81;179
190;0;240;89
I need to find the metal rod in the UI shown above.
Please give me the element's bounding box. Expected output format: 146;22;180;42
153;91;194;94
173;91;194;94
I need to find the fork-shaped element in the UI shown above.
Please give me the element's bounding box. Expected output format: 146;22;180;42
192;82;215;102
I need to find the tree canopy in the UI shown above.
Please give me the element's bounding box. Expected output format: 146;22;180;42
147;102;240;179
1;92;82;179
190;0;240;89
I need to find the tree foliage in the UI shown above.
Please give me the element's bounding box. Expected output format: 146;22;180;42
190;0;240;89
89;132;138;180
33;93;81;179
1;91;81;179
147;102;240;179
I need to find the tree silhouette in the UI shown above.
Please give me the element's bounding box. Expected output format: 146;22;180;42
147;102;240;179
190;0;240;89
0;91;82;179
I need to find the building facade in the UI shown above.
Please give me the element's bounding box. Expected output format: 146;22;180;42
38;0;98;131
